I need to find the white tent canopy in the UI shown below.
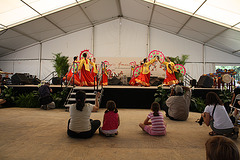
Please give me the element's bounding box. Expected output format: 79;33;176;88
0;0;239;80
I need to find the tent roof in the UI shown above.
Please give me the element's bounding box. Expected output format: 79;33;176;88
0;0;240;57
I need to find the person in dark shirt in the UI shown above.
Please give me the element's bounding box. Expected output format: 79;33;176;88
38;82;55;110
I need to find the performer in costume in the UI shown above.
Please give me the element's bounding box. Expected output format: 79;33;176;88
162;56;178;86
100;63;108;86
90;57;98;79
135;56;158;87
63;56;81;86
78;53;96;86
129;61;143;86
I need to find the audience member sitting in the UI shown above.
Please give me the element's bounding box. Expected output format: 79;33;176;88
231;83;240;124
205;136;239;160
201;92;238;139
99;100;120;137
139;102;166;136
38;82;55;110
0;88;6;106
162;85;191;121
67;90;101;138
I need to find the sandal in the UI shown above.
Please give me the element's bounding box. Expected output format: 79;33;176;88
209;131;217;136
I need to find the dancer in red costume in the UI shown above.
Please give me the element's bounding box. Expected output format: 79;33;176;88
78;53;96;86
162;57;178;86
100;64;108;86
90;57;98;79
135;56;158;87
129;62;143;86
63;56;81;86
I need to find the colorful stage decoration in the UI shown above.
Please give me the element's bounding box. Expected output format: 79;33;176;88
174;64;186;75
72;61;80;73
107;69;112;75
129;61;137;68
148;50;165;63
103;60;110;66
216;69;237;76
79;49;94;60
132;66;142;78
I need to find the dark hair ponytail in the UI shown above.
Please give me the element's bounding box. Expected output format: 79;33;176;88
151;102;160;116
105;100;118;113
75;90;86;111
205;92;223;106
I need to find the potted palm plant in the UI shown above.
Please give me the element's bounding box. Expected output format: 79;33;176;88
171;54;189;82
52;53;69;84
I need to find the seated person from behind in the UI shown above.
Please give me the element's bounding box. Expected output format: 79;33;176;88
0;88;6;106
231;83;240;123
99;100;120;137
162;85;191;121
38;82;55;110
67;90;101;139
201;92;238;139
139;102;166;136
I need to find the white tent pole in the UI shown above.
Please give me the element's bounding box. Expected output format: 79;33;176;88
147;26;150;56
119;17;122;56
203;44;206;74
92;26;94;55
39;43;42;79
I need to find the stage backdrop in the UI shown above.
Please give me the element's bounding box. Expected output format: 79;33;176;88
95;57;165;78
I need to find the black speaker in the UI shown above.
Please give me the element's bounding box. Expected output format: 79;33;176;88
52;77;61;85
11;73;31;85
108;77;122;85
150;77;161;86
197;75;213;88
190;79;197;87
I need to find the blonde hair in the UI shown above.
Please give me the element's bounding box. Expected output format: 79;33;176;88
205;136;239;160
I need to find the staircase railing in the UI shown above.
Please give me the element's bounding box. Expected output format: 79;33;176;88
183;72;194;86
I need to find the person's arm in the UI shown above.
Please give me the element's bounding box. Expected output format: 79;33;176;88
143;117;151;125
146;57;157;66
92;92;100;112
202;112;210;126
170;88;175;96
182;86;190;91
231;93;236;106
118;114;120;126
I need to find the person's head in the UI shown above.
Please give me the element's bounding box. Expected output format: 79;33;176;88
205;92;223;106
205;136;239;160
143;58;147;63
73;56;78;61
166;56;171;62
83;53;87;58
151;102;160;116
173;85;183;96
45;82;50;86
75;90;86;111
93;57;96;63
105;100;118;113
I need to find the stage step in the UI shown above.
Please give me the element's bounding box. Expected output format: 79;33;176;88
70;92;95;96
64;87;102;111
68;98;95;102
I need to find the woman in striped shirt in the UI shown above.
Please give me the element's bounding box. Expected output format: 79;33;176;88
139;102;167;136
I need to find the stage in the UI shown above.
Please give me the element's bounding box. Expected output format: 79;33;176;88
1;84;221;109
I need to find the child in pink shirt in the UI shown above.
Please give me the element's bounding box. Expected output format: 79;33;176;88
99;100;120;137
139;102;166;136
